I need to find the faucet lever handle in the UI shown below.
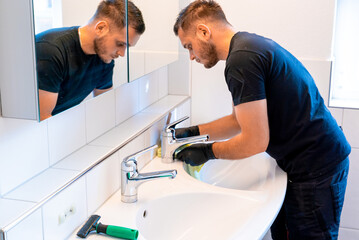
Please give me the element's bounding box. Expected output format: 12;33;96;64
122;144;158;168
165;116;189;133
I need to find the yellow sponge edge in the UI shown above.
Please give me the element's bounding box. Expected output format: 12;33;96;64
157;147;162;158
160;143;204;178
184;163;204;179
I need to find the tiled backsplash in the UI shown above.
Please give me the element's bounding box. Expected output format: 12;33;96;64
0;66;169;197
0;95;190;239
0;60;192;239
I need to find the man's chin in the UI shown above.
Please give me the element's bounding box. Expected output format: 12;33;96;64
101;58;113;64
204;60;219;69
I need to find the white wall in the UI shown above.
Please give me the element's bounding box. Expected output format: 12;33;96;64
189;0;359;239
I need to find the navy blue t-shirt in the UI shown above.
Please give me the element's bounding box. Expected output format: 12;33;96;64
35;27;114;115
225;32;351;181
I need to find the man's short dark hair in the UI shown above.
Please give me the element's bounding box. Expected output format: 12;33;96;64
173;0;229;36
94;0;145;34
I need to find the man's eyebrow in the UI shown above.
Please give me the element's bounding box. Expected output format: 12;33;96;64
117;40;129;46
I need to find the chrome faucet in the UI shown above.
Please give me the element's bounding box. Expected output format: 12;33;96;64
121;145;177;203
161;116;209;163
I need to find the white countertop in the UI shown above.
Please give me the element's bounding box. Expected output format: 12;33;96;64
68;155;287;240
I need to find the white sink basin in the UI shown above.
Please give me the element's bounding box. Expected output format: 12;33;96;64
185;152;276;191
136;192;259;240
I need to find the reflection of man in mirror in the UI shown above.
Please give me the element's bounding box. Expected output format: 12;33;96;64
36;0;145;120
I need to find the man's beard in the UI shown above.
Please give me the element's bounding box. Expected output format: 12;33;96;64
94;36;110;63
199;40;219;69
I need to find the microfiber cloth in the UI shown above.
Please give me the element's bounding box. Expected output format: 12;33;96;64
184;163;204;179
175;144;204;179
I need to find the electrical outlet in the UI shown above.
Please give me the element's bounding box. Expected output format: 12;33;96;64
58;204;77;225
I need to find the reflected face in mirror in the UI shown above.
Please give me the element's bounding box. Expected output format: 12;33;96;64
93;23;141;64
36;0;145;121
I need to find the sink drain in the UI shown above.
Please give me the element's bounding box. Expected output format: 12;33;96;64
143;210;147;218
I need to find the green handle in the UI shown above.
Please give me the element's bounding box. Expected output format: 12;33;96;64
97;223;139;240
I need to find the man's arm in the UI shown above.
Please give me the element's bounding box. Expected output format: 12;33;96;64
212;99;269;159
198;104;241;141
38;89;58;121
93;87;113;97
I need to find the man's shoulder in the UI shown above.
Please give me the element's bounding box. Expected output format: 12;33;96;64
35;27;78;45
231;32;275;52
35;27;79;55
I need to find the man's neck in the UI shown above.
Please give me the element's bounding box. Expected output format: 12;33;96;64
215;27;236;61
78;25;95;55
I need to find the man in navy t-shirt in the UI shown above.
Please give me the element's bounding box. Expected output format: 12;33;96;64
173;1;351;239
36;0;145;120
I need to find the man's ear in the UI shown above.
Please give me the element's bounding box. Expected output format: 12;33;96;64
94;21;110;36
196;24;211;41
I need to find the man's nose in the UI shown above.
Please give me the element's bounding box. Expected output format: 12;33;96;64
117;48;125;57
189;52;196;61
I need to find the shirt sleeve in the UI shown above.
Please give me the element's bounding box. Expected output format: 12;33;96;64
225;50;267;106
36;41;65;93
95;61;114;90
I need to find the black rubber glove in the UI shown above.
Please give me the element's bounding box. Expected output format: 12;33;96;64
175;126;200;138
174;143;216;166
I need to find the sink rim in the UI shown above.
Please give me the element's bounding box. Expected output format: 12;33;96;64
183;152;278;192
135;191;262;240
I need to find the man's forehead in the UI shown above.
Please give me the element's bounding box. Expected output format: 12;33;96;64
127;27;141;47
178;28;190;46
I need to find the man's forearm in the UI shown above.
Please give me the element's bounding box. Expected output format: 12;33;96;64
212;132;268;160
93;87;113;97
198;113;241;141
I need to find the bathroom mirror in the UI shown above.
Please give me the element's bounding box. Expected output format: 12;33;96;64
127;0;179;82
33;0;128;120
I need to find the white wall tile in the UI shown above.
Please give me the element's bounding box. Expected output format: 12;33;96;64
85;90;116;143
48;104;87;166
340;148;359;229
191;61;233;125
5;168;79;203
89;112;160;148
339;227;359;240
118;134;146;170
168;52;191;96
115;80;140;125
176;99;191;128
0;199;35;227
343;109;359;148
129;51;145;82
86;153;120;215
42;177;87;240
112;56;128;89
145;118;166;148
157;66;169;99
0;118;49;195
139;73;159;111
6;208;43;240
52;145;112;171
48;104;86;165
142;95;188;114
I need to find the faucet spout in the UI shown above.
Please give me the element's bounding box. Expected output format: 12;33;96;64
161;117;209;163
121;145;177;203
174;135;209;144
132;170;177;181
